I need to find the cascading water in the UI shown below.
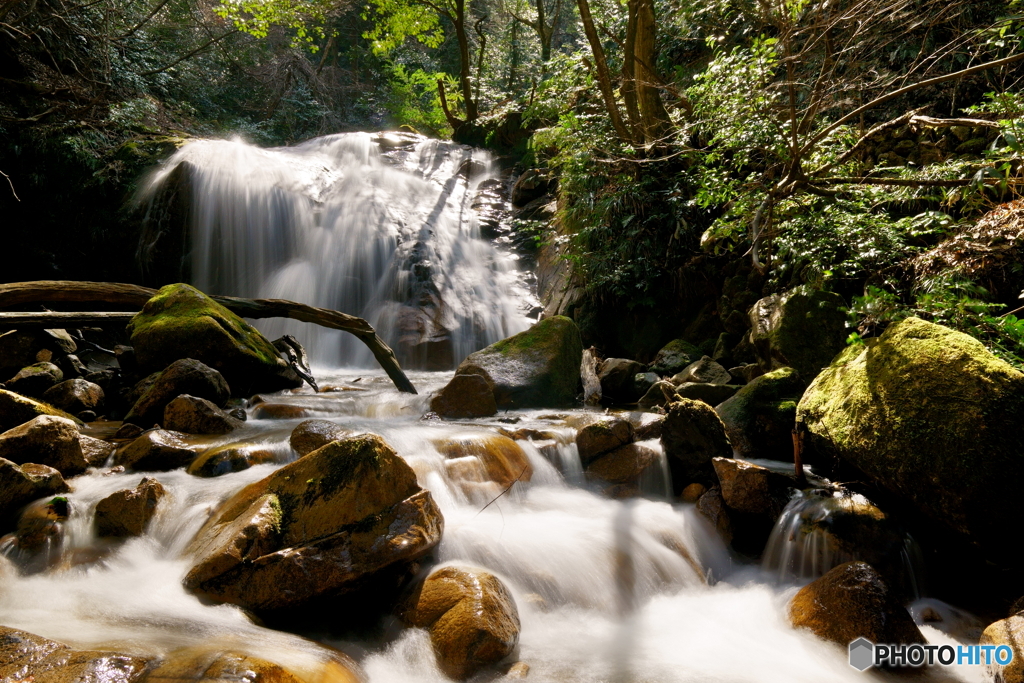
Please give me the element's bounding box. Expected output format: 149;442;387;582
140;132;533;369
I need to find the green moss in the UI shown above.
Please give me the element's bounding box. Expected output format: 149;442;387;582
0;389;83;431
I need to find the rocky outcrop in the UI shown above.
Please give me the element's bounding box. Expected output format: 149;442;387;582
429;374;498;418
0;388;80;431
789;561;925;647
575;417;634;465
399;565;520;680
289;419;354;457
648;339;702;376
661;399;732;493
798;317;1024;562
749;286;846;380
716;367;802;461
0;459;68;529
5;361;63;398
95;477;167;537
183;434;443;613
0;626;150;682
124;358;231;428
162;395;241;434
449;316;582;409
0;415;88;476
114;430;200;471
127;283;301;395
41;379;105;416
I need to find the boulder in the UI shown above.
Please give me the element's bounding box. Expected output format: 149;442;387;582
637;380;677;411
0;626;150;682
251;403;311;419
124;358;231;427
5;361;63;398
430;373;498;418
981;614;1024;683
163;395;242;435
80;435;115;467
95;477;167;537
433;434;533;488
400;565;520;680
648;339;702;376
597;358;645;403
183;434;444;613
290;419;354;457
670;356;732;385
0;388;81;431
674;382;740;406
42;379;105;415
789;561;925;647
114;430;200;471
585;443;661;497
127;283;301;395
661;399;732;493
0;415;88;476
1;497;68;572
187;442;280;478
749;285;847;379
798;317;1024;561
575;418;634;465
450;316;582;409
633;371;659;397
0;460;68;532
695;486;732;544
716;368;802;461
712;458;795;517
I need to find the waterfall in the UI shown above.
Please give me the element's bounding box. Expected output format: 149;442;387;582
141;132;533;370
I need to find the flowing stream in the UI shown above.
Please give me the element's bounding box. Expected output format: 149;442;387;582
0;134;989;682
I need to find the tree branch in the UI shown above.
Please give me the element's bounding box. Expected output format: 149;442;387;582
1;169;18;201
141;29;238;76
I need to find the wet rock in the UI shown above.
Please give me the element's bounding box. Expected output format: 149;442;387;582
0;459;69;529
81;435;115;467
114;429;200;471
798;317;1024;562
696;486;732;544
632;413;665;441
789;561;925;647
451;316;582;409
0;388;81;431
430;373;498;418
506;661;530;679
114;423;144;440
712;458;794;516
648;339;702;376
681;482;705;503
0;625;150;682
188;442;280;478
42;378;105;415
981;614;1024;683
637;380;678;411
633;371;659;397
716;368;802;461
183;434;444;613
163;395;242;435
0;497;68;572
145;646;363;683
95;477;167;537
749;286;847;379
661;399;732;493
400;565;520;680
434;434;534;488
251;403;311;419
127;283;301;396
575;418;634;465
511;168;551;206
585;443;660;497
0;415;88;476
598;358;644;403
289;419;353;457
125;358;231;427
670;357;732;385
674;382;740;406
5;361;63;398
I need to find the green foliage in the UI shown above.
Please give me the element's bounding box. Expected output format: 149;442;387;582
362;0;446;54
382;67;459;134
216;0;330;46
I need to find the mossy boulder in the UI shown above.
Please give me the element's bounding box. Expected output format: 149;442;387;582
661;398;733;494
0;389;81;431
127;284;301;396
749;286;847;380
183;434;444;613
648;338;702;376
715;367;803;461
5;362;64;398
798;317;1024;561
451;316;582;409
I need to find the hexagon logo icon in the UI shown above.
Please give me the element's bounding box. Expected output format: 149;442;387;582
849;638;875;671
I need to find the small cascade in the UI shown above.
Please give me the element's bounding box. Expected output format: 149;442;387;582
140;132;533;370
762;488;924;598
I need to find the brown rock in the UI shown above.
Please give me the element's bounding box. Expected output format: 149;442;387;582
0;414;88;476
981;614;1024;683
661;399;732;493
575;418;634;465
434;434;533;487
632;413;665;441
6;361;63;398
401;565;520;680
0;388;81;431
637;380;677;411
681;482;706;503
430;373;498;418
789;561;925;647
712;457;794;516
597;358;644;403
183;434;444;612
188;443;280;477
0;459;68;528
670;357;733;385
696;486;732;544
290;419;353;457
81;434;116;467
0;625;150;682
95;477;167;537
114;430;200;471
42;379;105;414
124;358;231;427
251;403;311;419
585;443;660;496
1;497;69;573
144;645;363;683
163;394;242;434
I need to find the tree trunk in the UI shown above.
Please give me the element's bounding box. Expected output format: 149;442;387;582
621;0;642;138
536;0;550;62
633;0;670;145
454;4;478;121
576;0;631;141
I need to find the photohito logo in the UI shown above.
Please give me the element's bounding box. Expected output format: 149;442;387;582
848;638;1013;671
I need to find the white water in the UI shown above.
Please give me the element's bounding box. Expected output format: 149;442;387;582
141;132;532;369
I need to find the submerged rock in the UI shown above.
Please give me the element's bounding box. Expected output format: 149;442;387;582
42;379;105;415
127;283;301;395
749;286;847;379
798;317;1024;562
450;316;582;409
0;388;80;431
789;561;924;647
125;358;231;427
661;399;732;493
434;434;533;488
0;415;88;476
0;625;150;682
163;394;242;434
5;361;63;398
716;368;802;461
114;429;200;471
290;419;354;457
95;477;167;537
400;565;520;680
183;434;443;613
430;373;498;418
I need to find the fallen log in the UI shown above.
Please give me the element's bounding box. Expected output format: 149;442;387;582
0;281;417;394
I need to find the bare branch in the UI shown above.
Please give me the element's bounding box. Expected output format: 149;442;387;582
1;169;19;201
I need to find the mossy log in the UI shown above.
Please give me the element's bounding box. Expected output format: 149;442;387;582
0;281;417;394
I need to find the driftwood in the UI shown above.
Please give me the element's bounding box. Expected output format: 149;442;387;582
0;281;417;394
